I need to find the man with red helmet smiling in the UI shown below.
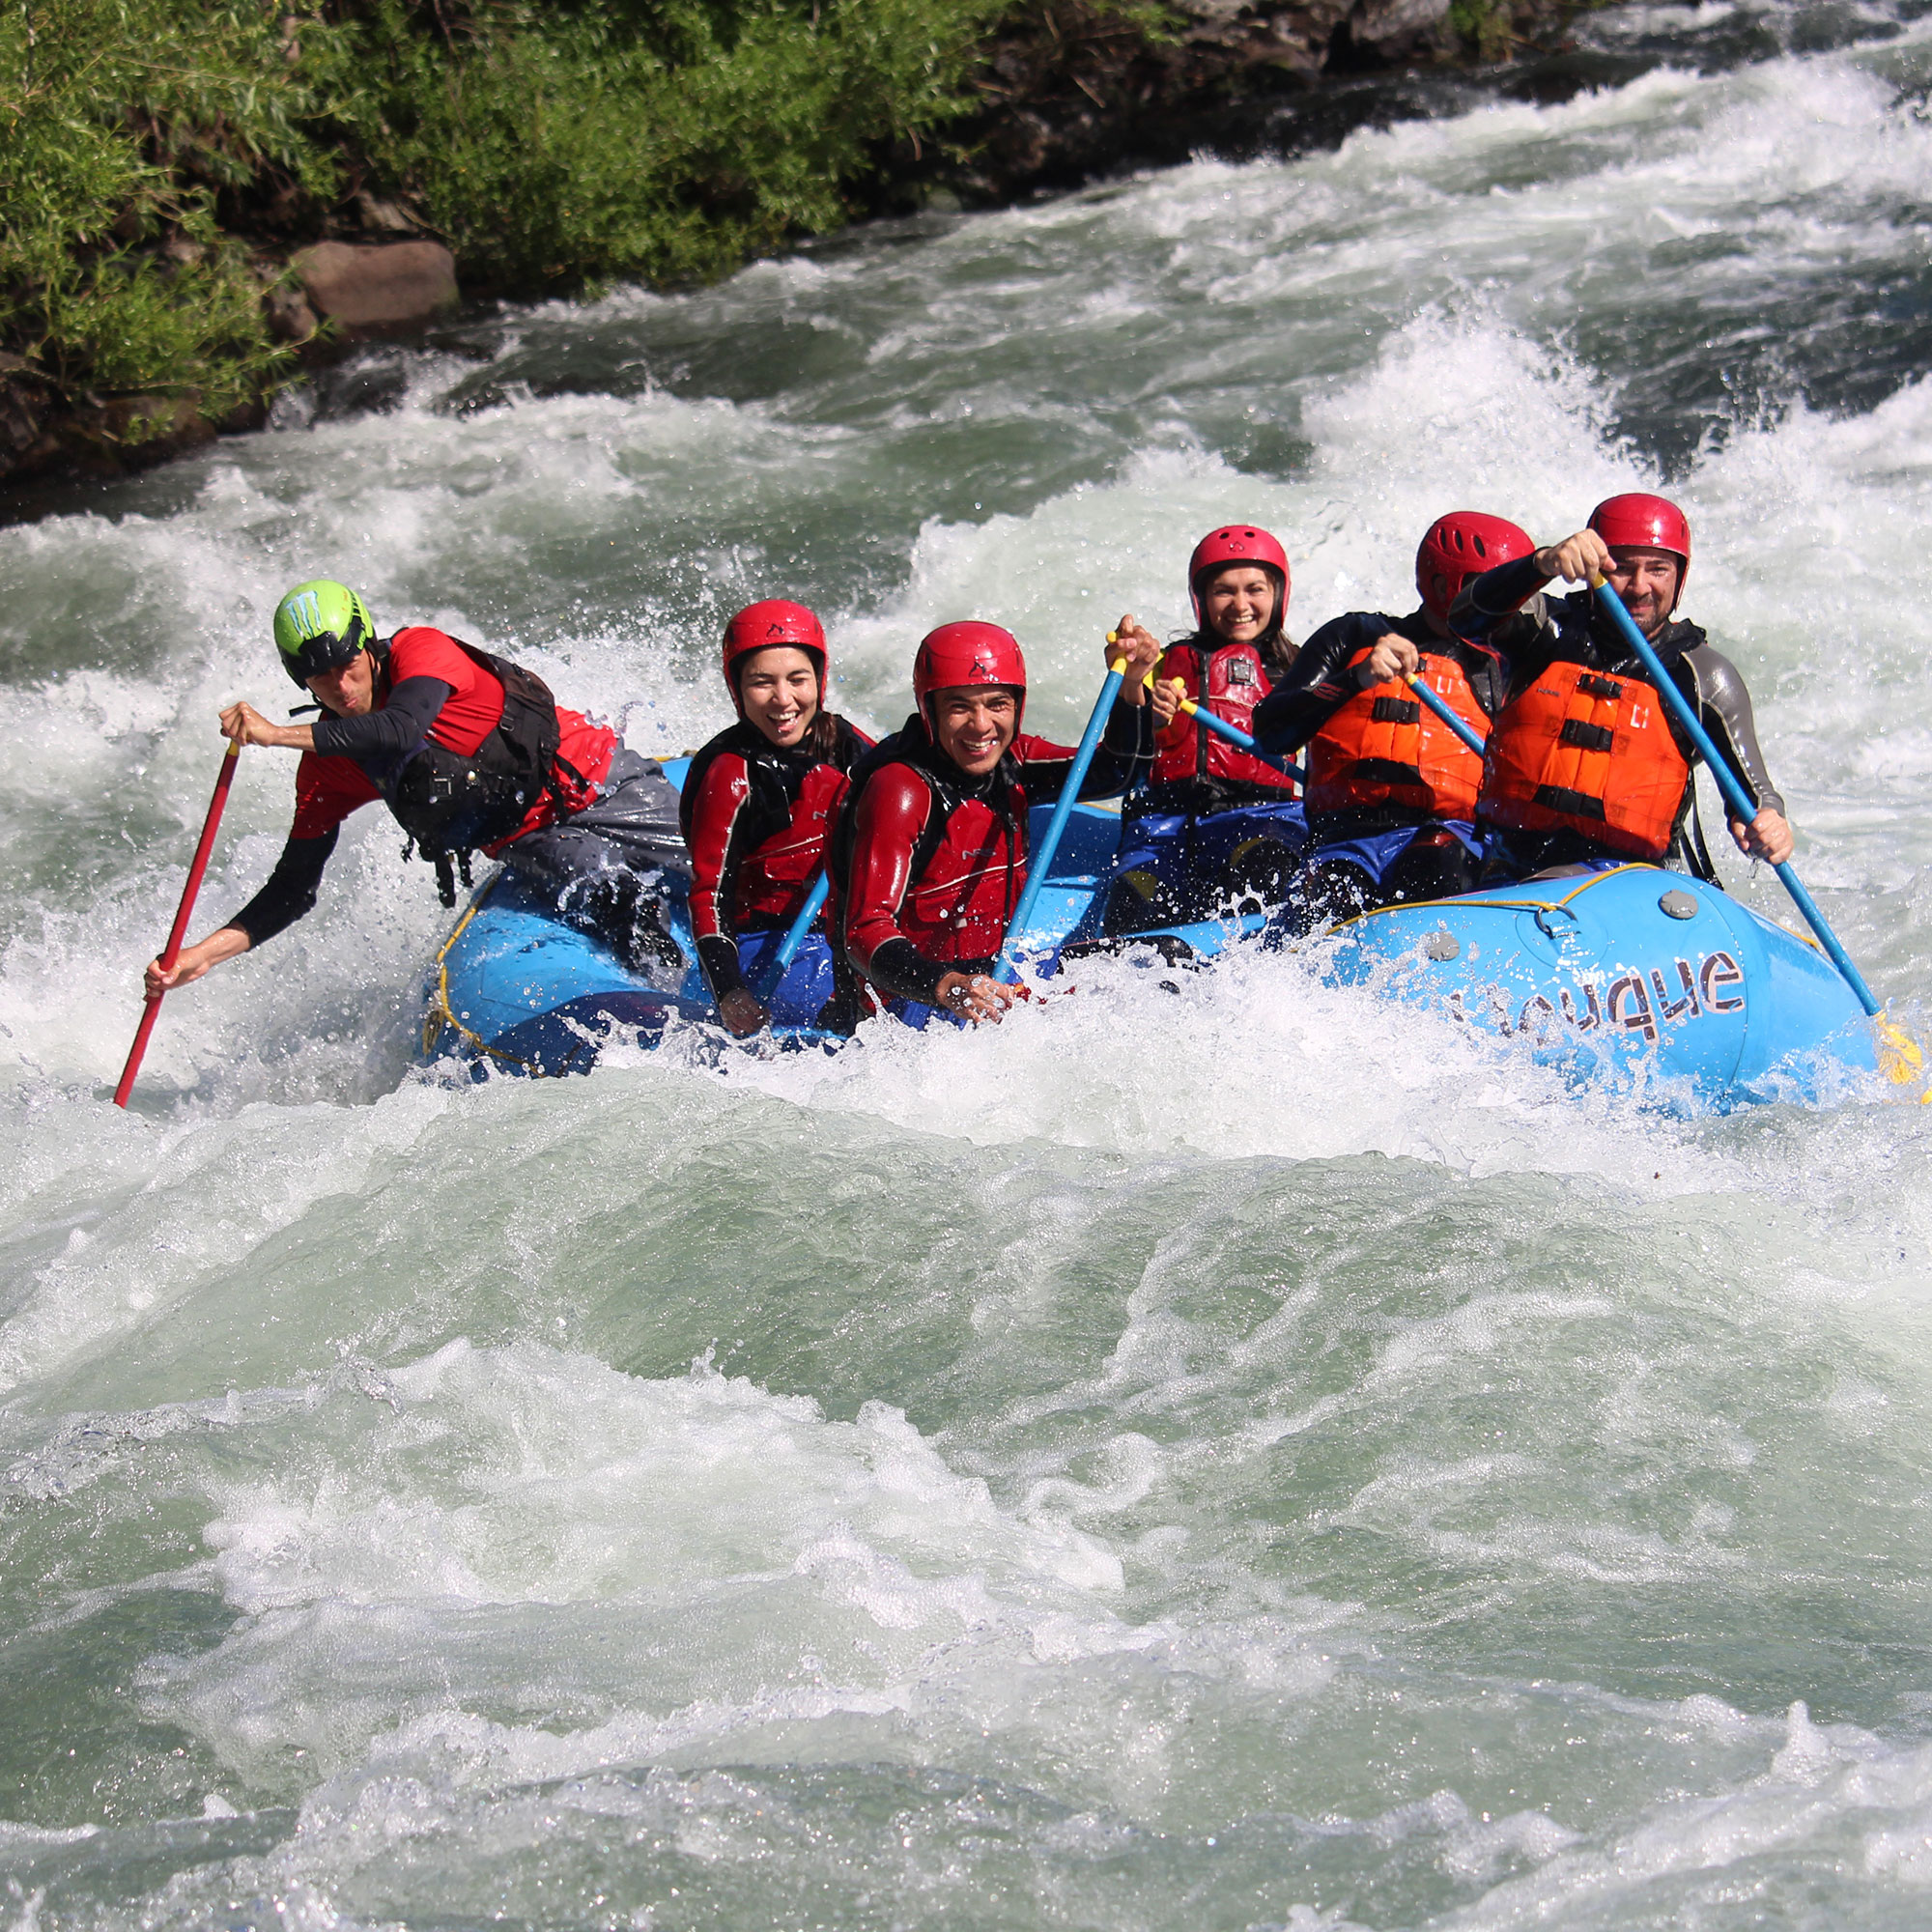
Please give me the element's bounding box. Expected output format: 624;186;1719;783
1256;510;1533;923
1454;493;1794;881
832;618;1163;1026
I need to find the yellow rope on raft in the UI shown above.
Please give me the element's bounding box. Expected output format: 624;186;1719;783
421;873;555;1076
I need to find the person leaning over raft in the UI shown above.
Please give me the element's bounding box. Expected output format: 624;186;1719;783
1454;493;1794;883
1254;511;1534;926
680;598;872;1038
831;617;1167;1028
145;581;690;999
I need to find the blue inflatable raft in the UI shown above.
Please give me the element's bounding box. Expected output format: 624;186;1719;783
418;760;1892;1109
1316;864;1884;1109
417;763;1228;1076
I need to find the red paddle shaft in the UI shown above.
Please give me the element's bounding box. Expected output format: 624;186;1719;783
113;741;242;1109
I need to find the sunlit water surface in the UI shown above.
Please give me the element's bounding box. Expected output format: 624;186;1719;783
8;5;1932;1925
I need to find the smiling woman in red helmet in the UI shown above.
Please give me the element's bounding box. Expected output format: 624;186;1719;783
1255;510;1534;927
1454;493;1794;881
679;599;874;1037
1104;525;1306;934
831;618;1163;1026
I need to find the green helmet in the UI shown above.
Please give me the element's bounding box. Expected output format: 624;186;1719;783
273;580;375;686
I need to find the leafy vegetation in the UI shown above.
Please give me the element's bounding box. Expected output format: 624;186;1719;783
1447;0;1517;60
1;0;325;434
0;0;1027;443
1;0;1550;456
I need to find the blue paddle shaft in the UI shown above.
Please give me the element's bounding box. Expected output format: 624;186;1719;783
1592;576;1880;1017
1405;673;1489;755
996;662;1127;983
753;868;830;1003
1184;700;1304;781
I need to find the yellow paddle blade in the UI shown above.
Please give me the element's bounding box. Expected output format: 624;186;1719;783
1873;1009;1931;1098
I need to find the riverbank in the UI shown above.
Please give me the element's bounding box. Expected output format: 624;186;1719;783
2;0;1585;498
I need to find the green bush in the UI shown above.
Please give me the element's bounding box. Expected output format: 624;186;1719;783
0;0;329;437
1447;0;1514;60
0;0;1153;439
322;0;1009;287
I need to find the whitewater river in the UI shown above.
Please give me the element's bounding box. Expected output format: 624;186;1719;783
8;3;1932;1924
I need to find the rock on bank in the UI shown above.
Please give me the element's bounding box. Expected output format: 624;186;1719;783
935;0;1560;199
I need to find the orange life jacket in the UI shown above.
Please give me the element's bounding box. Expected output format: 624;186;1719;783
1479;659;1690;861
1151;639;1295;794
1305;646;1488;820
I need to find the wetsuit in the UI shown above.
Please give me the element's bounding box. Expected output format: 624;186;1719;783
835;703;1153;1025
1255;608;1506;924
1104;631;1304;934
1452;557;1783;881
680;716;873;1031
230;627;689;974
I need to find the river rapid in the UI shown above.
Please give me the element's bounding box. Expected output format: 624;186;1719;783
8;5;1932;1925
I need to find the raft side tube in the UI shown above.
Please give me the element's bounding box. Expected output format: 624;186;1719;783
1322;865;1875;1109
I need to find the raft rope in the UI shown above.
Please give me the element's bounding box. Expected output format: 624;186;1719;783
421;871;554;1075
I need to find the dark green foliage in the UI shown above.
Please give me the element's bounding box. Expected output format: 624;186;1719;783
0;0;1053;436
1;0;318;435
1447;0;1515;60
325;0;1009;287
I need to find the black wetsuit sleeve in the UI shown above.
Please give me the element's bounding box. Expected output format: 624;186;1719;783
1088;694;1156;798
308;677;452;759
863;938;992;1008
1253;613;1392;751
228;830;338;947
1450;555;1556;644
1684;647;1785;818
696;933;750;1005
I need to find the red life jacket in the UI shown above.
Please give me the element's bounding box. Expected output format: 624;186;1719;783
1151;639;1294;793
1480;659;1691;861
291;627;612;903
731;760;852;923
680;721;867;939
890;774;1024;962
835;736;1033;969
1305;646;1488;820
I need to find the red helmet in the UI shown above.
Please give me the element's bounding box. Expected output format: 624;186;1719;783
1188;525;1291;625
1588;494;1691;611
723;599;827;710
912;620;1027;734
1415;511;1535;625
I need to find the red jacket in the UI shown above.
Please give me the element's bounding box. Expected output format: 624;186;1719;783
834;707;1152;1007
1151;637;1294;795
290;627;615;853
680;717;872;1004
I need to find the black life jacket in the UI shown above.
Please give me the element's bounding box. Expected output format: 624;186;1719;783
375;638;584;904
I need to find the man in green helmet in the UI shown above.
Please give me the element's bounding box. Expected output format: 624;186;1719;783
145;581;689;997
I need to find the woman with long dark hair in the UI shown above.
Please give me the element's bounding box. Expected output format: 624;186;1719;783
680;600;872;1036
1103;525;1306;933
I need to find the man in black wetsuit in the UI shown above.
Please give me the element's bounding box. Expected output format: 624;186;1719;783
1453;494;1793;881
1256;511;1532;924
145;580;687;999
